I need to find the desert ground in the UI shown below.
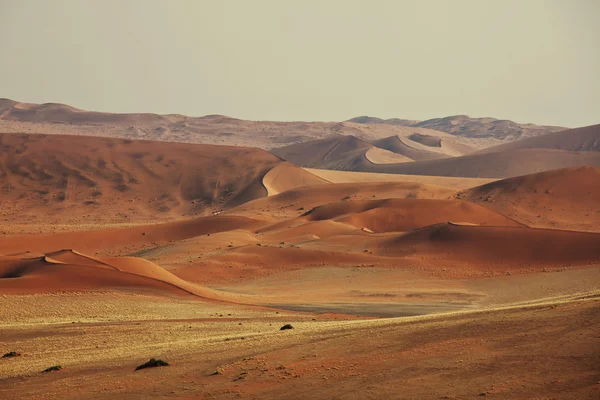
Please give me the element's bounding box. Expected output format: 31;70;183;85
0;101;599;399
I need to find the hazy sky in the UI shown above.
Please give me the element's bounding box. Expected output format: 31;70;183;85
1;1;598;127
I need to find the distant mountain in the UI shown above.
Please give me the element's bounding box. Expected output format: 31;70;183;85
347;116;419;126
0;98;454;150
347;115;566;141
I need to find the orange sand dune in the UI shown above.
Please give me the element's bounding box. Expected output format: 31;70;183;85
0;250;213;297
227;181;457;219
461;166;600;231
0;132;309;224
301;198;526;233
375;222;600;268
262;162;328;196
0;215;265;256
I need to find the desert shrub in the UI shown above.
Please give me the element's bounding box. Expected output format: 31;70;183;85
135;358;169;371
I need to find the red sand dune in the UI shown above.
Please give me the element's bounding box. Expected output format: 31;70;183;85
301;198;526;233
461;166;600;231
375;222;600;268
0;250;213;297
0;132;317;224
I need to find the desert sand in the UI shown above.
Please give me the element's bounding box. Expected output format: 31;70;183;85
1;113;599;399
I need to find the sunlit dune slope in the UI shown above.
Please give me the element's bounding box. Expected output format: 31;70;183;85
461;166;600;231
304;168;495;190
262;162;329;196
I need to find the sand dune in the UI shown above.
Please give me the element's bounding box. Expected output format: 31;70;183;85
356;148;600;178
0;250;212;297
376;222;600;268
1;101;598;400
364;147;413;164
304;168;495;190
274;134;600;178
0;132;307;224
270;134;373;170
371;135;450;160
227;181;457;219
371;128;476;161
262;162;328;196
301;198;525;233
0;215;264;256
479;123;600;153
461;166;600;231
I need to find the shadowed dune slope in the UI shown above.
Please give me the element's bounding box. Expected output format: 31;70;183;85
478;124;600;153
461;166;600;231
0;132;294;223
301;198;526;233
0;215;264;255
376;222;600;267
364;147;413;164
371;135;449;161
408;132;442;147
0;250;213;297
262;162;329;196
270;134;373;169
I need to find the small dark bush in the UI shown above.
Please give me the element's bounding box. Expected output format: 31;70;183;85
2;352;21;358
43;365;62;373
135;358;169;371
280;324;294;331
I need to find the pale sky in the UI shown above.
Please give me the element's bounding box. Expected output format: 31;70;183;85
1;0;598;127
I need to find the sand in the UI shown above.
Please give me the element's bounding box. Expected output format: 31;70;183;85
1;123;599;399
